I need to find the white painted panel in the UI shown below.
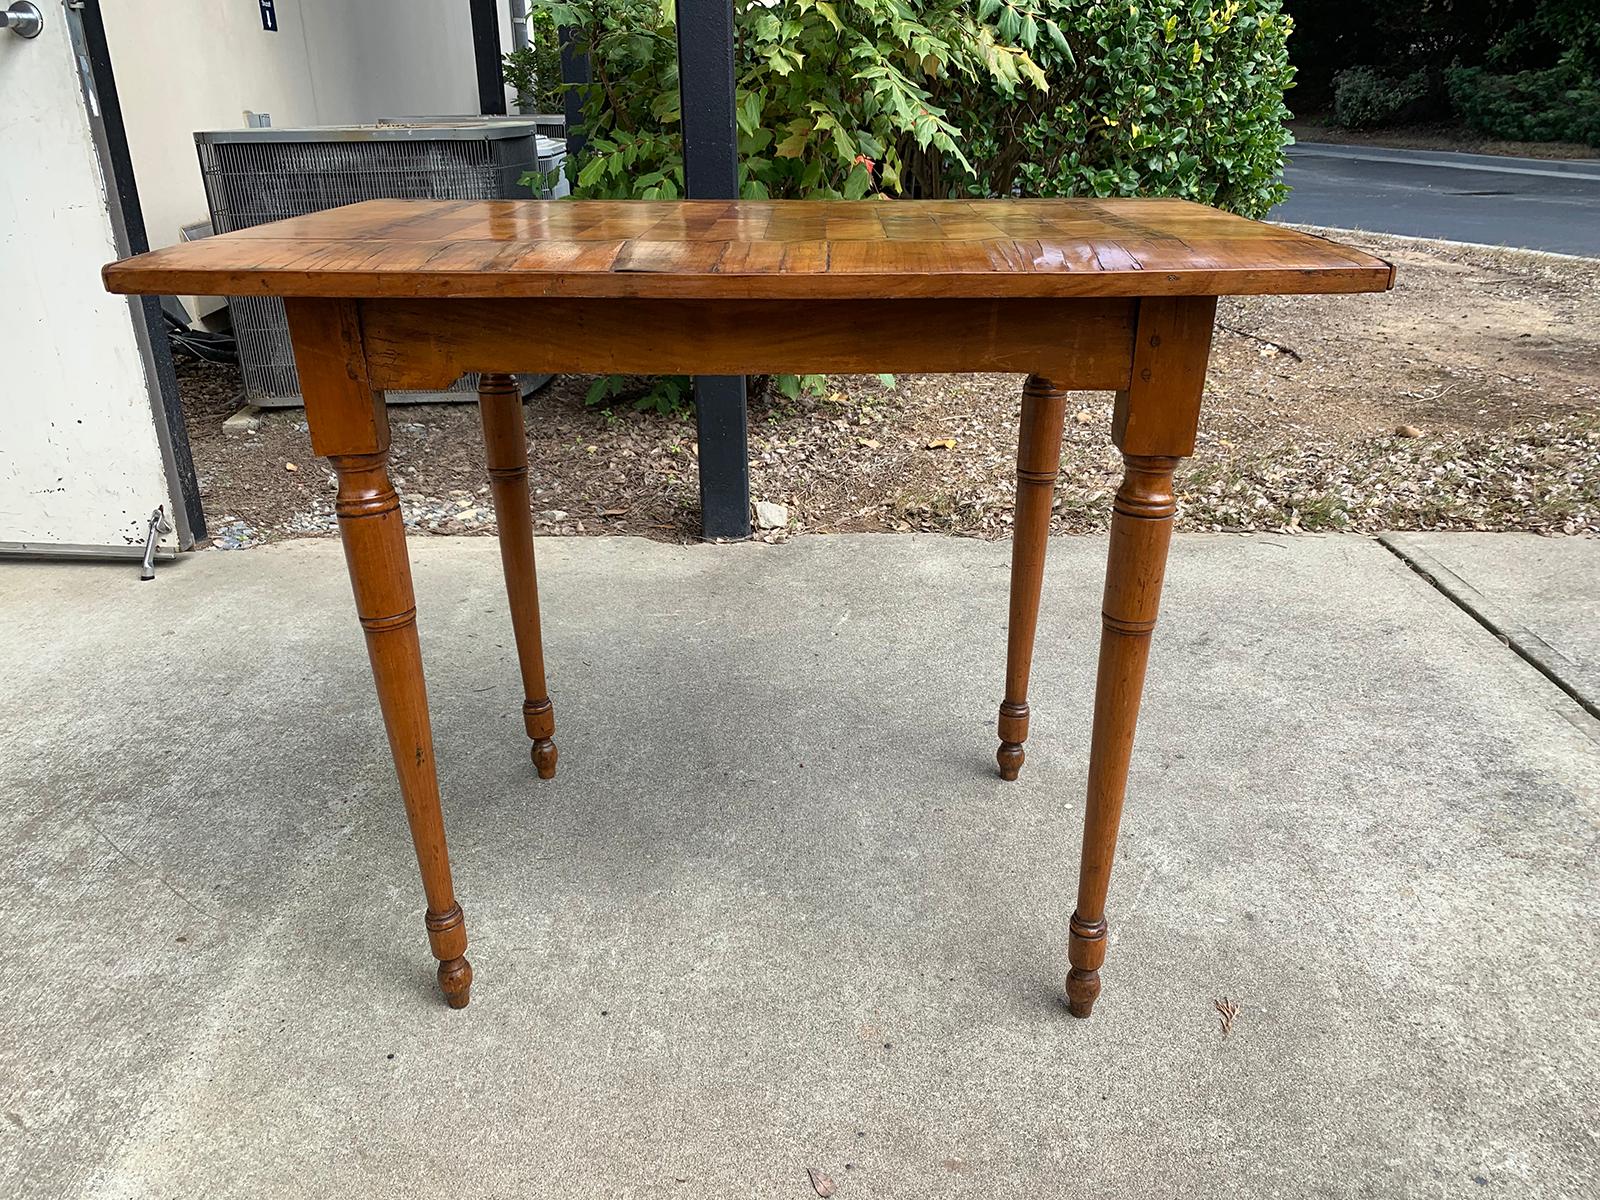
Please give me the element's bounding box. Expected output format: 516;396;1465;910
106;0;494;255
298;0;481;131
0;5;175;551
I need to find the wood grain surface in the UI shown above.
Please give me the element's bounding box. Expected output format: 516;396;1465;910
103;197;1394;300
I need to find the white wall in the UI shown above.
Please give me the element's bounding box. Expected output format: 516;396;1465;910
104;0;511;255
0;6;177;550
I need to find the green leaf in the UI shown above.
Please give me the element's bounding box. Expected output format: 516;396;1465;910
842;162;872;199
584;376;618;406
650;89;681;122
808;109;859;162
737;90;763;136
774;130;809;158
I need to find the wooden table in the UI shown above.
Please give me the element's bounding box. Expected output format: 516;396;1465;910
104;198;1392;1014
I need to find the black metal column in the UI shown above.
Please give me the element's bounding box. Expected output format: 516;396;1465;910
469;0;507;115
675;0;750;539
558;25;590;159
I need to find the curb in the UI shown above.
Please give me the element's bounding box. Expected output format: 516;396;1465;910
1289;141;1600;183
1276;223;1600;266
1378;533;1600;725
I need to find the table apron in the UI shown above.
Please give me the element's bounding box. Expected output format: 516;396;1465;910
356;297;1139;391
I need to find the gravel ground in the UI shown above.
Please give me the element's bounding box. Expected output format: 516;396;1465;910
179;229;1599;549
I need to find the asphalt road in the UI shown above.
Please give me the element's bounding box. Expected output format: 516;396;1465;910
1275;142;1600;256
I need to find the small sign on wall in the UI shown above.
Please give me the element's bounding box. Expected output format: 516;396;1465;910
259;1;277;32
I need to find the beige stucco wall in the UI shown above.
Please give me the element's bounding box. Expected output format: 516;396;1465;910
104;0;512;254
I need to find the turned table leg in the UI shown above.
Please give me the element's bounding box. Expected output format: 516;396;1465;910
286;298;473;1008
478;372;558;778
997;375;1068;780
1066;296;1216;1018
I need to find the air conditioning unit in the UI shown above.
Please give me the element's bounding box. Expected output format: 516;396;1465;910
195;121;563;407
381;112;568;142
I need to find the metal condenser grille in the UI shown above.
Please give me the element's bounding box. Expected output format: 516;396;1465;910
195;124;551;406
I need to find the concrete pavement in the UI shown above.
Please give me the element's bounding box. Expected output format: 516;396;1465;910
1383;532;1600;716
1277;142;1600;255
1;534;1596;1198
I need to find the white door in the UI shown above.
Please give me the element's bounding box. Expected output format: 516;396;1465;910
0;2;182;556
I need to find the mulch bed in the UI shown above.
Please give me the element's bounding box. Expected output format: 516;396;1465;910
179;229;1599;549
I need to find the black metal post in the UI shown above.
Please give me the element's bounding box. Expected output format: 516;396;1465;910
558;25;590;159
675;0;751;539
470;0;507;115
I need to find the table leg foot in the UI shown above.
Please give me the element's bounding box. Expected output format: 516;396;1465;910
438;958;473;1008
996;700;1028;780
1066;912;1107;1018
427;903;473;1009
1065;970;1100;1018
530;731;558;779
524;696;558;778
523;686;558;782
996;376;1067;782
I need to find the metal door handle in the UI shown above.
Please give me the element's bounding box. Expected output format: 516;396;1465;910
1;2;42;38
140;506;172;581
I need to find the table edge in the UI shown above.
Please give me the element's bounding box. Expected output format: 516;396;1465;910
101;262;1396;300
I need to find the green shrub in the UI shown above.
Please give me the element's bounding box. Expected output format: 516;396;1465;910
533;0;1046;203
964;1;1297;218
532;0;1294;215
1331;65;1428;128
504;10;565;114
1447;56;1600;146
